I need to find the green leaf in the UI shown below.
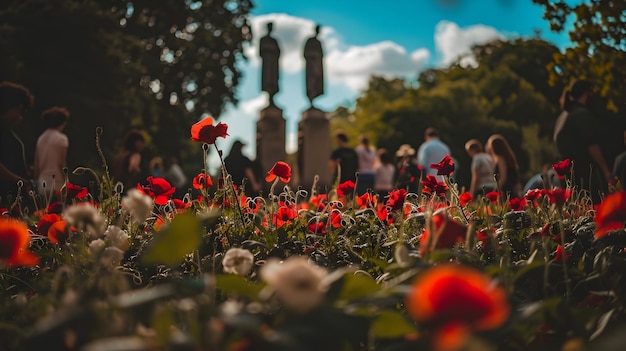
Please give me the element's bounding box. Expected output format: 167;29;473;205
142;212;202;266
338;274;381;302
371;311;417;339
216;274;263;300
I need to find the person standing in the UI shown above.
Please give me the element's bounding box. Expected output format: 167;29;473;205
0;81;35;202
486;134;520;198
464;139;496;197
395;144;420;193
163;155;188;198
113;129;146;191
34;107;69;196
374;148;395;199
613;130;626;189
417;127;451;179
355;135;376;195
260;22;280;106
224;140;261;196
329;131;359;184
554;80;613;203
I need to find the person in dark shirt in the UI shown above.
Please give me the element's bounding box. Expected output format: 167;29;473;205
329;131;358;184
224;140;261;196
395;144;420;193
613;130;626;189
0;81;35;203
113;130;146;192
554;80;613;203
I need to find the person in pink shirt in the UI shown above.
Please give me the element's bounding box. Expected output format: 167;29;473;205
34;107;69;197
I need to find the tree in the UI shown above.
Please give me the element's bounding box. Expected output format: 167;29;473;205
532;0;626;112
333;38;565;189
0;0;252;174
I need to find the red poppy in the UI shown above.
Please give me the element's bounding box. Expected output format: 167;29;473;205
37;213;62;236
485;191;500;203
554;244;572;262
172;198;190;210
191;116;228;144
419;211;467;255
545;188;571;206
336;180;356;197
552;159;572;179
356;192;376;209
193;173;213;189
422;175;448;196
385;189;407;211
329;210;342;228
476;228;493;250
47;220;71;244
594;191;626;238
377;206;393;225
430;154;455;176
405;264;510;351
47;202;64;214
507;197;527;211
143;176;176;206
265;161;292;183
459;192;473;207
524;188;546;202
0;217;39;267
308;221;327;235
64;182;88;199
310;194;328;212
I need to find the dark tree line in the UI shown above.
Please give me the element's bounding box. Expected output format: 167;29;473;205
0;0;252;176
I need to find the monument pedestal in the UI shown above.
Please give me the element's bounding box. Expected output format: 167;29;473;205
257;104;287;193
298;107;330;193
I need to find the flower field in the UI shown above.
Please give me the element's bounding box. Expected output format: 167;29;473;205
1;120;626;351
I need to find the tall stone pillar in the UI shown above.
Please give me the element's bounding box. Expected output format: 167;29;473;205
298;107;330;192
257;104;286;193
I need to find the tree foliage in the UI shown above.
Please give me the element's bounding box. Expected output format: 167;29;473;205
331;38;565;189
532;0;626;112
0;0;252;174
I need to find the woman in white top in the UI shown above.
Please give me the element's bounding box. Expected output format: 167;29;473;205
34;107;69;196
374;148;395;199
465;139;496;197
355;135;377;195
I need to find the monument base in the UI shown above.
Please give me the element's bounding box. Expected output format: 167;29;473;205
298;107;330;194
257;104;287;194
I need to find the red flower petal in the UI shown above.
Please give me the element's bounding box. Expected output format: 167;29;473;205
265;161;292;183
0;218;39;266
191;117;229;144
406;264;510;331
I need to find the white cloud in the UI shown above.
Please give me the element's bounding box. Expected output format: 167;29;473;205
247;14;430;92
240;94;268;115
246;14;335;73
327;42;430;91
434;20;504;67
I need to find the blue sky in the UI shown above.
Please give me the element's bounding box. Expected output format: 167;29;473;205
208;0;572;172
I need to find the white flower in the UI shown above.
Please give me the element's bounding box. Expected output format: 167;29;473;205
222;248;254;276
121;189;154;224
104;225;130;251
100;247;124;266
88;239;105;257
394;244;410;267
260;256;328;314
63;203;107;238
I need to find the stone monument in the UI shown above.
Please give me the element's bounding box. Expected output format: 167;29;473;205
257;22;286;192
298;24;330;191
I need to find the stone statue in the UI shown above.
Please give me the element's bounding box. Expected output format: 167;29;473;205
304;25;324;106
259;22;280;105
